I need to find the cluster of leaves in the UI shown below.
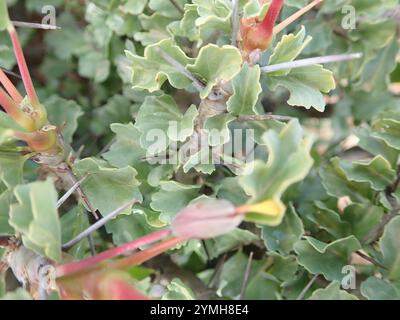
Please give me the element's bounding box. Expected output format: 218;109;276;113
1;0;400;300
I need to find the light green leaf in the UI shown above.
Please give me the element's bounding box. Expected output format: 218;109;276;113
371;111;400;150
268;26;312;77
78;51;110;83
162;278;195;300
0;0;10;31
204;113;235;146
187;44;242;99
309;281;358;300
268;65;336;112
135;95;198;153
128;38;194;92
45;96;83;144
361;277;400;300
0;289;32;300
103;123;146;168
294;236;361;281
227;63;262;116
0;152;27;188
73;158;142;215
240;120;314;225
121;0;148;15
9;179;61;262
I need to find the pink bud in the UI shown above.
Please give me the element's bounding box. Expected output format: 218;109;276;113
171;200;243;240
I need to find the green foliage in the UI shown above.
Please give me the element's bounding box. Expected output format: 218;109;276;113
1;0;400;301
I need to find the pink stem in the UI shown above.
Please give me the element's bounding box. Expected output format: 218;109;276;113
56;229;172;278
0;69;23;103
7;25;39;105
0;87;22;119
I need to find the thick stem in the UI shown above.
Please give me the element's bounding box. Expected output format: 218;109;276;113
0;68;23;103
0;88;34;130
7;24;39;106
56;229;172;278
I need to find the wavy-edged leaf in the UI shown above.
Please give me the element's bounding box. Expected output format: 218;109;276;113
294;236;361;281
380;216;400;281
9;179;61;261
361;277;400;300
309;281;358;300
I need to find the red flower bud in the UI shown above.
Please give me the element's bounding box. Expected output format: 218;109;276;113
171;199;244;240
240;0;284;59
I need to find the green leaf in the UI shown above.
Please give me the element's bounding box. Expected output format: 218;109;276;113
151;181;200;223
361;277;400;300
135;95;198;153
320;157;373;202
380;216;400;281
371;111;400;150
294;236;361;281
128;38;194;92
268;26;312;77
0;0;10;31
227;63;262;116
187;44;242;99
339;155;396;191
342;203;384;241
268;65;336;112
0;190;13;234
261;204;304;256
240;120;314;225
78;51;110;83
162;278;195;300
308;201;351;239
0;152;27;188
103;123;146;168
45;96;83;144
309;281;358;300
122;0;148;15
203;113;235;146
9;179;61;262
73;158;142;215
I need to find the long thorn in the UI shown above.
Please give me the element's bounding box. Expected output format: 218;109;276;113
239;252;254;300
261;53;363;73
168;0;184;14
296;273;319;300
154;47;206;91
7;24;39;105
231;0;240;46
62;199;138;250
57;229;172;278
11;20;60;30
237;113;293;122
0;67;22;80
273;0;323;35
0;69;23;103
56;174;90;209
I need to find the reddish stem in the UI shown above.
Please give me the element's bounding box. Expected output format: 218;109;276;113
259;0;284;35
56;229;172;278
109;237;183;270
0;87;24;120
0;69;23;103
7;25;39;106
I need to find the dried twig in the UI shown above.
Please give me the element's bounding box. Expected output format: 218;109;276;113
0;66;22;80
56;174;90;209
62;199;138;250
12;20;60;30
296;273;319;300
356;251;387;270
239;252;254;300
261;53;363;74
273;0;323;35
